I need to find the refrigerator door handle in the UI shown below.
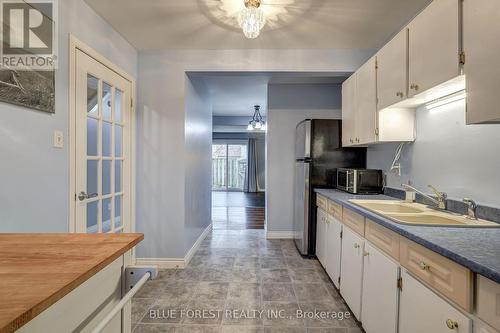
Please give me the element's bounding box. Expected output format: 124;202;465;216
304;120;312;159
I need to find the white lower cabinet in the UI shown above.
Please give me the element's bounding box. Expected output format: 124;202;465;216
325;215;342;288
399;269;472;333
340;226;364;320
475;320;500;333
361;242;400;333
316;208;327;265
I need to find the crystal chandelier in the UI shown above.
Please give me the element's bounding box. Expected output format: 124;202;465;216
238;0;266;39
247;105;267;131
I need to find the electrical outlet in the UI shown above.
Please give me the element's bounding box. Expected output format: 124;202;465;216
53;131;64;148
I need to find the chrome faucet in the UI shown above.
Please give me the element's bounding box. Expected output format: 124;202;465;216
402;184;448;210
463;198;478;220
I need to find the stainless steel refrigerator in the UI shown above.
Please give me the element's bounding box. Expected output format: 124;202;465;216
293;119;366;256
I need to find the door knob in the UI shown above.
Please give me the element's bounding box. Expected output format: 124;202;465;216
419;261;430;271
353;243;360;249
78;191;98;201
446;319;458;330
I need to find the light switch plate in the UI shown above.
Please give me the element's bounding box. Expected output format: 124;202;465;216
53;130;64;148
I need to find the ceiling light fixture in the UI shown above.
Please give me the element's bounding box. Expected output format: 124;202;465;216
238;0;266;39
247;105;266;131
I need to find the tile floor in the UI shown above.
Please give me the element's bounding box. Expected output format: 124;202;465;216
132;229;363;332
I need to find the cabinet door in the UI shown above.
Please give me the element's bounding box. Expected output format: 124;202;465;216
408;0;460;97
316;208;327;265
355;57;377;145
377;29;407;110
341;74;356;147
361;242;399;333
340;226;364;320
399;270;472;333
325;216;342;288
475;320;500;333
463;0;500;124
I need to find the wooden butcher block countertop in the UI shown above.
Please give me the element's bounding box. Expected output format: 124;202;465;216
0;233;144;333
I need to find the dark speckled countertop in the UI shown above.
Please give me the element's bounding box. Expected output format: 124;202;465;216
315;188;500;284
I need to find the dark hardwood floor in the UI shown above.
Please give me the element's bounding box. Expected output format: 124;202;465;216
212;192;265;230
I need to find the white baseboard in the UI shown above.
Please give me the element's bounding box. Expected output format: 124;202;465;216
184;223;212;266
135;223;212;269
266;231;295;239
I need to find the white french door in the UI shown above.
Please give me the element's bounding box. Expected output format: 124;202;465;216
75;49;132;233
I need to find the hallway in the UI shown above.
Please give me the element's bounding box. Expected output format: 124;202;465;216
212;192;266;230
132;228;363;332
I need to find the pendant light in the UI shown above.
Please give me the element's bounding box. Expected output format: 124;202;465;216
247;105;266;131
238;0;266;39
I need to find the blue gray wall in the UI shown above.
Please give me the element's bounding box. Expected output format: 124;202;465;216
0;0;137;232
367;99;500;207
184;77;213;253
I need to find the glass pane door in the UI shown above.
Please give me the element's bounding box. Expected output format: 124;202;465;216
227;144;247;191
76;49;131;234
212;143;247;192
212;144;227;191
85;76;126;233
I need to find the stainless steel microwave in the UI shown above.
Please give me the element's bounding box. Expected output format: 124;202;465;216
337;168;384;194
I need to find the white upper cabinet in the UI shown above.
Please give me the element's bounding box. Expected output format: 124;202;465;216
341;75;356;146
408;0;461;98
463;0;500;124
355;57;377;145
377;29;408;110
342;56;415;147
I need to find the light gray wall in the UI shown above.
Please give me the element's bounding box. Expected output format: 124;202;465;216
184;77;213;253
0;0;137;232
136;49;372;259
266;84;342;233
367;99;500;207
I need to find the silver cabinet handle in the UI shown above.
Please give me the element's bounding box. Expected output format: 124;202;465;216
78;191;98;201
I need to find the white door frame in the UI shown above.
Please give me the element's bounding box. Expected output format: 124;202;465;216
68;35;136;234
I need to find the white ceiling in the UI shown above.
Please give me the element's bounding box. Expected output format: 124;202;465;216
85;0;431;50
206;76;269;116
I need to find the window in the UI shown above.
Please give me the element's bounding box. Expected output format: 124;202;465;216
212;143;248;191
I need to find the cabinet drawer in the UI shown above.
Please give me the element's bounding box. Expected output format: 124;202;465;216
477;275;500;331
316;194;328;210
365;219;400;261
343;208;365;237
400;238;473;312
327;200;342;220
